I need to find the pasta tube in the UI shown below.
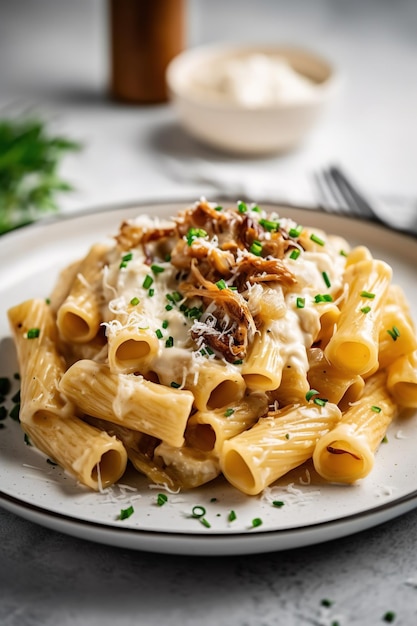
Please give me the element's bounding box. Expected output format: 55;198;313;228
186;392;268;454
387;350;417;408
307;348;365;411
313;371;398;483
57;244;109;343
242;327;285;391
325;258;392;376
59;359;194;447
8;299;128;490
221;401;341;495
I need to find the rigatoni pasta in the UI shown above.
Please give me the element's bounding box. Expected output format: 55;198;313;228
7;199;416;495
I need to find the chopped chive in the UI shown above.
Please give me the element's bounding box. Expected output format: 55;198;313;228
289;224;303;237
314;293;333;303
151;264;164;274
310;233;325;246
387;326;400;341
119;505;134;520
251;205;261;213
251;517;263;528
383;611;396;623
361;305;371;314
224;408;235;417
142;275;153;289
321;599;333;608
313;397;328;406
228;510;237;522
119;252;133;268
381;435;388;443
0;378;11;396
166;291;182;303
157;493;168;506
289;248;301;260
9;404;20;421
191;505;206;518
322;271;331;288
186;227;208;246
155;329;163;339
165;304;173;311
306;389;320;402
148;288;155;297
237;201;247;214
214;205;223;211
200;517;211;528
371;405;382;413
170;381;181;388
216;279;228;290
233;359;243;365
130;296;140;306
26;328;40;339
340;249;348;257
162;320;169;329
165;336;174;348
360;290;376;299
272;500;285;508
165;254;171;262
296;297;305;309
259;218;279;232
250;240;262;256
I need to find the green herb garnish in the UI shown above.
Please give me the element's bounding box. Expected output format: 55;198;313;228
310;233;325;246
259;218;279;232
387;326;400;341
322;271;331;288
26;328;40;339
142;275;153;289
157;493;168;506
250;240;262;256
0;378;11;396
0;118;81;235
251;517;263;528
186;227;207;246
119;505;134;520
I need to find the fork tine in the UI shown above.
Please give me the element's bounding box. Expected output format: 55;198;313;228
329;167;377;220
314;170;350;215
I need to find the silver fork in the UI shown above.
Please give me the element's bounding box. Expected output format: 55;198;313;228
314;166;417;235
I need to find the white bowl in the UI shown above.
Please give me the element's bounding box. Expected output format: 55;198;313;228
166;43;339;155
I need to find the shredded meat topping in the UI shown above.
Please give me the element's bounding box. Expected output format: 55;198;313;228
116;201;302;362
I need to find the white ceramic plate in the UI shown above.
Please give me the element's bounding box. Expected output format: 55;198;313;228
1;202;417;556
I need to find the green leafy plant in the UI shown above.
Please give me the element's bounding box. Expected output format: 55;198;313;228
0;118;81;235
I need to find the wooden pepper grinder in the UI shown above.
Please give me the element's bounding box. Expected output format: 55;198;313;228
109;0;186;103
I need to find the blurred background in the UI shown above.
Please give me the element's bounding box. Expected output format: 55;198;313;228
0;0;416;217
